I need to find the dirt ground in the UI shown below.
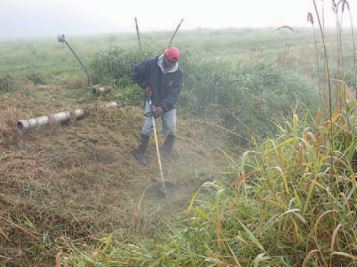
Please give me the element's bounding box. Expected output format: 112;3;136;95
0;81;232;266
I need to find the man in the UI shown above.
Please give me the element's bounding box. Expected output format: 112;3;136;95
133;47;183;165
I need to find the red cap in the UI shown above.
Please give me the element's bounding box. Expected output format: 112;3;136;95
164;47;181;62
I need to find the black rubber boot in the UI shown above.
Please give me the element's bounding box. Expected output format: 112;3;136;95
135;134;150;165
162;134;176;156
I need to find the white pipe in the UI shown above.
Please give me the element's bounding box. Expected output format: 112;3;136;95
17;109;85;131
93;84;111;94
104;102;118;108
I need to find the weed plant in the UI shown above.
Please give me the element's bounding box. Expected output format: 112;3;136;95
26;72;46;85
0;74;14;92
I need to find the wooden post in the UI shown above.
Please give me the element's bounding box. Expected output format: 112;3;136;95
168;18;184;47
135;17;141;49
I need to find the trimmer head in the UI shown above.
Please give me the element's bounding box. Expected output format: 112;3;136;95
158;183;168;197
151;181;175;198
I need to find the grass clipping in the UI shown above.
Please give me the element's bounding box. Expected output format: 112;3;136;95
0;82;229;266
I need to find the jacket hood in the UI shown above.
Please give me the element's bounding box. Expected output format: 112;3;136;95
157;54;179;73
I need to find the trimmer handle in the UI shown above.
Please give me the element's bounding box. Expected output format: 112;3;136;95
143;96;156;118
147;97;155;114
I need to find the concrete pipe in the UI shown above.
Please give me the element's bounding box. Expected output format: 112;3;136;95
17;109;85;131
93;84;111;95
104;102;118;108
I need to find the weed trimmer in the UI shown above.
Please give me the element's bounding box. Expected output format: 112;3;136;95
148;97;168;197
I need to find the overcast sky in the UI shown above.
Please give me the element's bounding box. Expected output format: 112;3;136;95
0;0;356;39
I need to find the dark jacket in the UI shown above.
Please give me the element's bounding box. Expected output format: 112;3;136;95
133;56;183;112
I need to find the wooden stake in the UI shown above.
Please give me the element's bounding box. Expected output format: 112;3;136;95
168;18;184;47
135;17;141;49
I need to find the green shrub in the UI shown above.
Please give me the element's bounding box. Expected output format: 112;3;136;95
90;47;158;86
115;84;144;106
0;74;15;92
180;58;319;139
26;72;46;85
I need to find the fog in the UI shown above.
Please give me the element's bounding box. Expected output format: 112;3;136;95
0;0;355;39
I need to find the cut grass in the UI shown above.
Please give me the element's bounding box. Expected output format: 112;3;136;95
0;81;229;266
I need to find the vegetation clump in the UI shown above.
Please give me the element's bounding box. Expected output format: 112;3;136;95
90;47;156;86
26;72;46;85
180;59;319;138
0;74;15;92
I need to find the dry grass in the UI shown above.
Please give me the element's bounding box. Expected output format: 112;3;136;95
0;82;229;266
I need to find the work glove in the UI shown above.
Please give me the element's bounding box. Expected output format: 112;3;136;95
145;85;152;96
154;106;163;118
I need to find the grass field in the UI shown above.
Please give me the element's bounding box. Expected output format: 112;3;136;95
0;29;318;79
